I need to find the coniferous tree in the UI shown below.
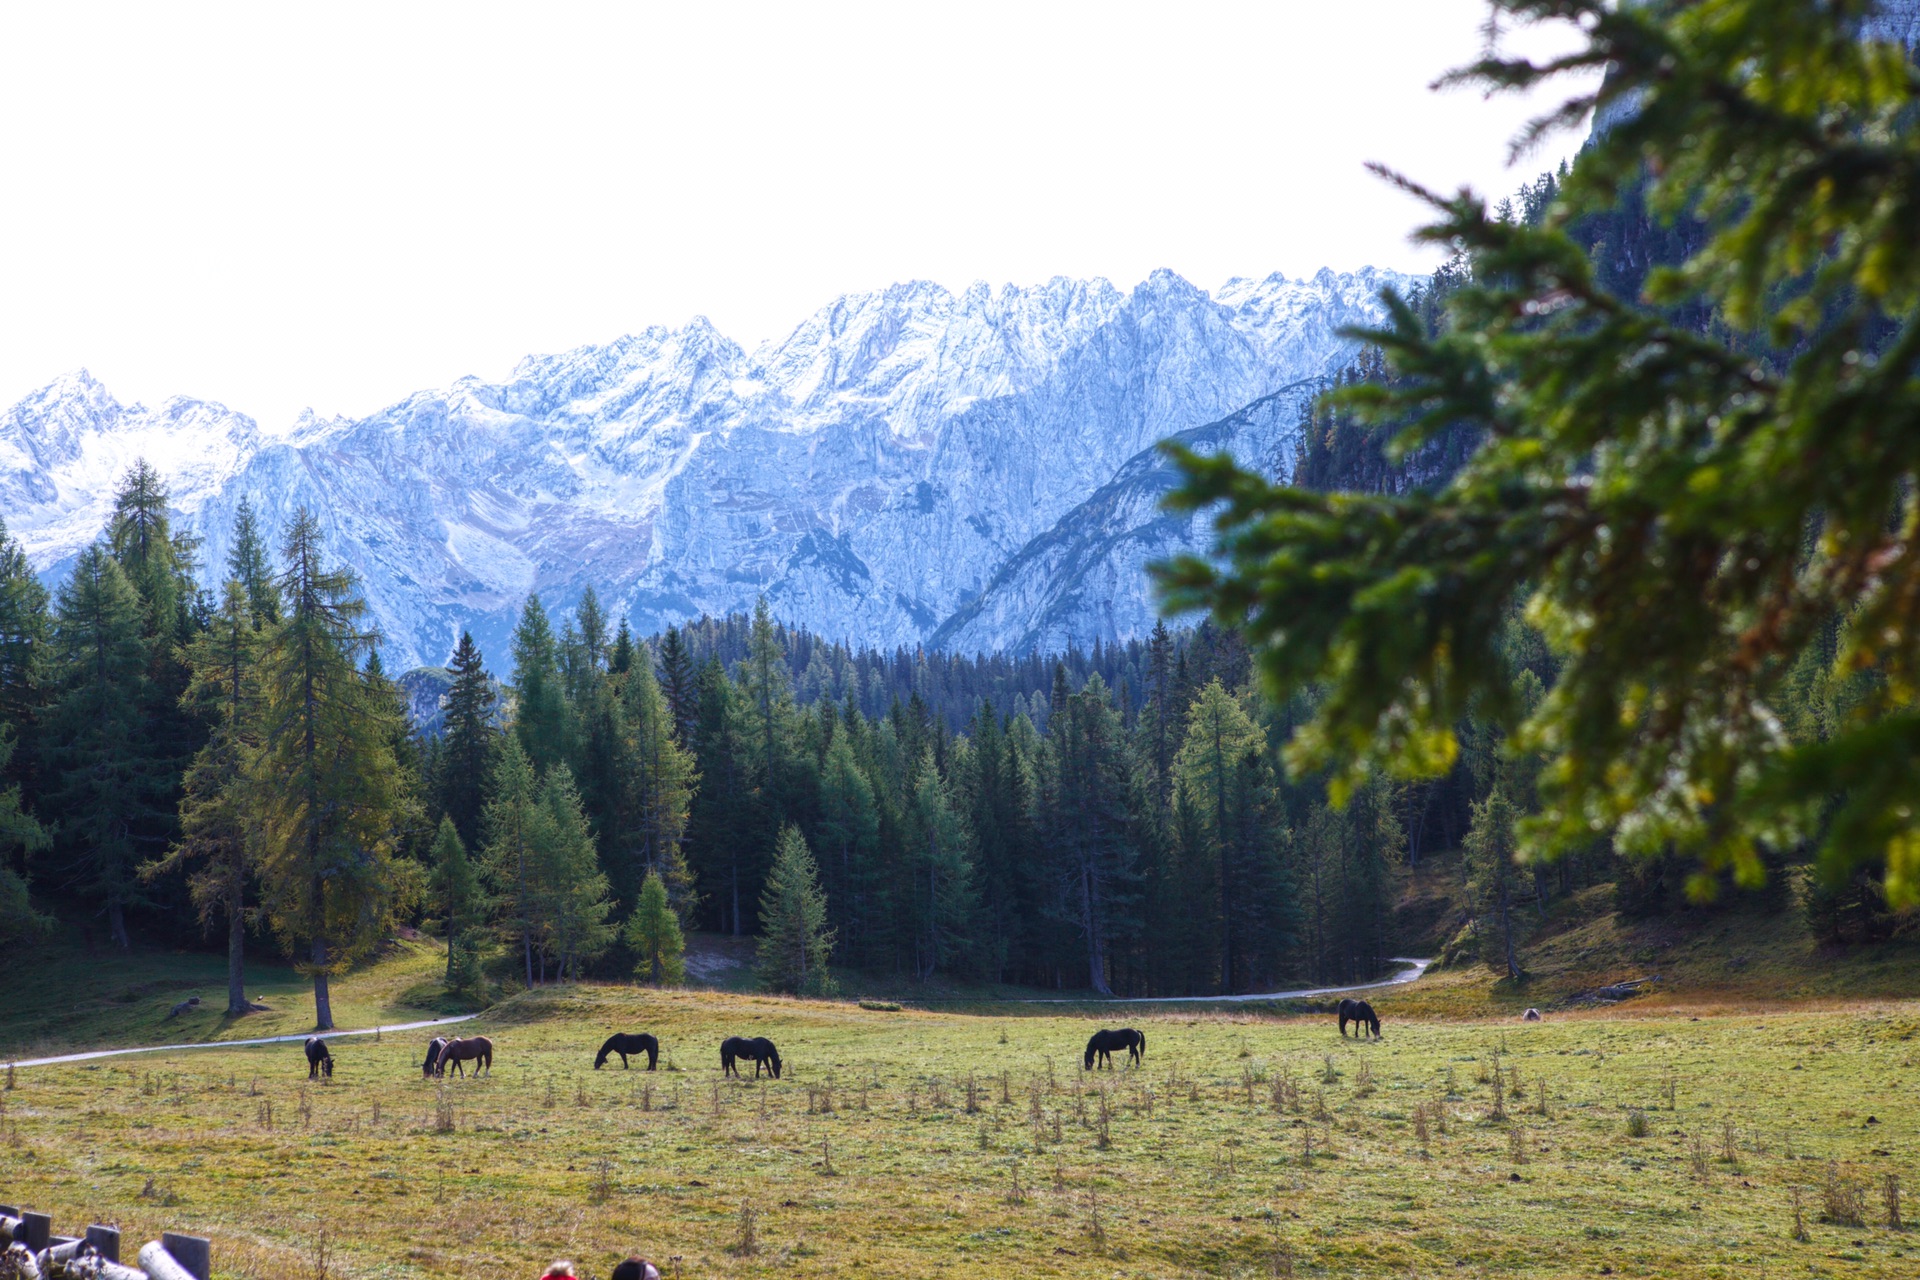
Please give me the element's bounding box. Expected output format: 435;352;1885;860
815;730;882;966
43;546;163;949
575;587;609;677
437;631;497;846
687;657;764;935
481;734;545;987
1174;680;1271;992
535;765;614;981
1039;675;1138;994
625;869;687;986
656;625;697;744
957;702;1032;982
226;497;282;625
253;510;412;1029
0;728;50;945
428;816;485;992
107;460;194;646
1464;787;1522;981
510;594;574;777
609;620;635;676
0;517;50;752
742;598;797;817
621;657;698;915
908;746;977;981
756;823;835;996
150;581;265;1013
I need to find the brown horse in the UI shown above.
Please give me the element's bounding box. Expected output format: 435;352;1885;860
440;1035;493;1077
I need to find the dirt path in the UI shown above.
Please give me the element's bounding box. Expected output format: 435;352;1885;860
996;956;1435;1004
3;1013;482;1072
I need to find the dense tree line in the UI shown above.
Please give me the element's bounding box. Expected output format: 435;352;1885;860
0;472;1420;999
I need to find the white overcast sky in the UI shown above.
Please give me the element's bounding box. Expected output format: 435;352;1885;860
0;2;1597;432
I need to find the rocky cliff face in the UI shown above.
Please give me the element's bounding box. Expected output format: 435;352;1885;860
5;268;1406;664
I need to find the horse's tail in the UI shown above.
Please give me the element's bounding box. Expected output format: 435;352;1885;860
1138;1029;1146;1058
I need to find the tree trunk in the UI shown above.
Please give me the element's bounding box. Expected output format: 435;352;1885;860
227;882;248;1016
524;929;534;988
108;899;131;951
312;936;334;1030
1498;878;1519;981
731;860;742;937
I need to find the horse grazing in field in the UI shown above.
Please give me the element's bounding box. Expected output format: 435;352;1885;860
1337;998;1381;1039
1083;1028;1145;1070
721;1036;781;1079
439;1035;493;1077
305;1036;334;1079
595;1032;660;1070
422;1037;449;1078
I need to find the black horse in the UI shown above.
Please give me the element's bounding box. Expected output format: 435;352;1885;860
422;1036;449;1078
595;1032;660;1070
304;1036;334;1079
1083;1028;1145;1070
1337;998;1381;1039
721;1036;782;1079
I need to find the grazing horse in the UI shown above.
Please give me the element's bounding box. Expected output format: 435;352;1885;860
595;1032;660;1071
1337;998;1381;1039
720;1036;781;1079
422;1037;449;1078
1083;1028;1145;1070
304;1036;334;1079
439;1035;493;1078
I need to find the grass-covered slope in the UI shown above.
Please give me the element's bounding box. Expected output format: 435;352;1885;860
1380;856;1920;1019
0;937;468;1060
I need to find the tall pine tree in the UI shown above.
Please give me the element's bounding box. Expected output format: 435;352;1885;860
44;546;164;949
253;510;411;1029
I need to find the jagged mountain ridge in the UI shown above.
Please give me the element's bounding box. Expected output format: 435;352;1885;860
3;268;1407;663
930;380;1321;655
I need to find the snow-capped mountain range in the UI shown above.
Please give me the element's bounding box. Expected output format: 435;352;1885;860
2;267;1407;666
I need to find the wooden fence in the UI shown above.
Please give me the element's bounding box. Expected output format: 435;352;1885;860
0;1203;208;1280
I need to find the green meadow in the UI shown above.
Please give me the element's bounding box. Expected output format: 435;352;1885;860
5;972;1917;1279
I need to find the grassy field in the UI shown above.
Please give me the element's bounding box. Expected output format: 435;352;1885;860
4;980;1918;1279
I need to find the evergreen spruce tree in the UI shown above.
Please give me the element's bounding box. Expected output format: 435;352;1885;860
609;620;635;676
480;735;546;987
656;625;697;745
150;581;265;1014
756;823;835;996
622;657;698;915
535;765;616;980
1463;787;1522;981
225;497;282;625
909;746;978;981
575;587;609;676
437;631;497;846
428;817;485;992
742;598;797;814
815;731;881;966
625;869;687;986
0;728;50;944
0;516;50;751
1039;675;1139;994
510;594;575;777
107;460;194;646
686;658;765;935
43;545;163;949
253;510;410;1029
1174;680;1271;993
